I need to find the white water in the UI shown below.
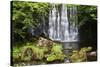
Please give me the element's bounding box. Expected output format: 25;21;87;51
49;4;78;42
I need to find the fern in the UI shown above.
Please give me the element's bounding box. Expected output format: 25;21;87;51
47;44;65;62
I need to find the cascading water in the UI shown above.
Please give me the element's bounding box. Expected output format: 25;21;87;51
49;4;79;55
49;4;78;42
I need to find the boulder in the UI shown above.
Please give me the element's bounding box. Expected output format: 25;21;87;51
37;37;53;48
87;51;97;61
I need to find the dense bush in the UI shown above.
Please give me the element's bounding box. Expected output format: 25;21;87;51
47;44;65;62
12;40;50;64
12;1;50;42
21;45;49;61
70;47;92;62
12;42;66;64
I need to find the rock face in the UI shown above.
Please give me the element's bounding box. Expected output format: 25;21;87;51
38;37;53;48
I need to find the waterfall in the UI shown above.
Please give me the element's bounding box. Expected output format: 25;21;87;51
49;4;78;42
49;4;79;56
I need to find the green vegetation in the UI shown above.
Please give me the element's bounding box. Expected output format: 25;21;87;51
12;1;50;42
77;5;97;27
12;41;93;65
70;47;92;63
11;1;97;66
12;42;65;65
47;44;65;62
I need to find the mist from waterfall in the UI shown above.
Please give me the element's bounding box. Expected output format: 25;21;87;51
49;4;78;42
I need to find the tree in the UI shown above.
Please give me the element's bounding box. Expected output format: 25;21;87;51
11;1;50;42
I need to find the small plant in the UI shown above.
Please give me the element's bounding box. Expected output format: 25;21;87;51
47;44;65;62
12;47;22;63
34;47;45;60
12;52;21;63
70;47;92;63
